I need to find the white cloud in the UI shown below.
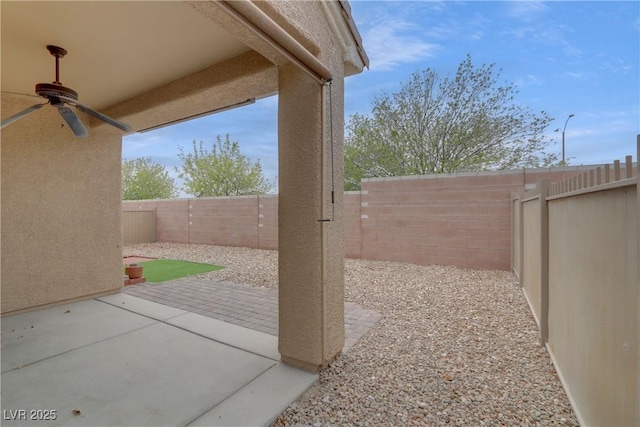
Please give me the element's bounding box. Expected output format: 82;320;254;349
563;71;597;81
500;1;583;59
423;23;460;40
363;20;440;71
469;31;484;40
598;59;633;75
514;74;542;88
501;24;582;57
506;1;549;21
422;13;487;42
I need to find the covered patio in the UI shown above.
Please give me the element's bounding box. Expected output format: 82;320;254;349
2;294;316;426
2;0;368;372
2;269;381;426
2;2;368;425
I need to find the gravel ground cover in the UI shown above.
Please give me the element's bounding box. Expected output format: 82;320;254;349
125;242;577;426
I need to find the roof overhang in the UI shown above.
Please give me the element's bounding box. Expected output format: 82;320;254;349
1;1;367;133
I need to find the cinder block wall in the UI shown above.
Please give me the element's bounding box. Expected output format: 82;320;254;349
123;167;599;270
359;173;520;270
258;195;278;250
155;199;189;242
123;195;278;249
343;191;362;258
358;168;596;270
189;197;258;247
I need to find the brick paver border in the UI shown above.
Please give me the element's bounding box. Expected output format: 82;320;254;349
124;278;382;352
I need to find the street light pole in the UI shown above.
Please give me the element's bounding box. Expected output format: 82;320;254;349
562;114;575;165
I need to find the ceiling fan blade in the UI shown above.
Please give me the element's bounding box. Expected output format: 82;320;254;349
58;95;132;132
1;103;47;129
57;105;88;137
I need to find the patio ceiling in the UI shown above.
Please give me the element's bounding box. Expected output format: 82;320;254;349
0;1;280;131
1;2;253;110
1;1;366;133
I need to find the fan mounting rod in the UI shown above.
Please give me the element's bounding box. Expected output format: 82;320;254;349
36;45;78;100
46;45;67;85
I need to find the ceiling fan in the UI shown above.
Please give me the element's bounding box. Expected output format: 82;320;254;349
1;45;132;137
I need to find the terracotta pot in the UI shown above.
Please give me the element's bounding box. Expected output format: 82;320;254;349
125;265;143;280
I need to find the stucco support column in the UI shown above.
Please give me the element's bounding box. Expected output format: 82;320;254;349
278;63;345;371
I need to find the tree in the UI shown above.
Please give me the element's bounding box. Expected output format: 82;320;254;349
176;134;272;197
122;157;178;200
344;55;558;190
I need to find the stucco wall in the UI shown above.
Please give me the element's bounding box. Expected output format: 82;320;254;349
1;96;123;315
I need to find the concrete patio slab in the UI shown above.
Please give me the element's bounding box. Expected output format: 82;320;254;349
2;322;274;426
167;312;280;361
1;299;156;373
98;293;187;321
1;295;318;427
190;363;317;426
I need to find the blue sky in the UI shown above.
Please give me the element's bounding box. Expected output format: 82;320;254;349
123;1;639;194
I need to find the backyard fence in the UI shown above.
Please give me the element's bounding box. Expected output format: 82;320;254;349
511;139;639;426
123;165;604;271
122;195;278;250
122;209;156;245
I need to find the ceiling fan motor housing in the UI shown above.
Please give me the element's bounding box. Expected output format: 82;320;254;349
35;83;78;101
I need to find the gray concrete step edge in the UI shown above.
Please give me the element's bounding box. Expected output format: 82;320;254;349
187;363;318;427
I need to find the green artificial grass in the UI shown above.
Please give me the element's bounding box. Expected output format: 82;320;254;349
136;259;224;283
